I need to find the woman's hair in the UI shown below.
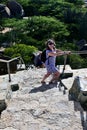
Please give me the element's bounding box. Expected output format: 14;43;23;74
45;39;56;50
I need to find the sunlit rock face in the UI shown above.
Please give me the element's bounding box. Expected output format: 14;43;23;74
0;67;87;130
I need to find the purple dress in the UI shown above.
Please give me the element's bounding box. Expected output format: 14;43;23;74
45;49;59;73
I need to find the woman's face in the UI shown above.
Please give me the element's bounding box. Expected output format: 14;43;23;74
48;43;55;50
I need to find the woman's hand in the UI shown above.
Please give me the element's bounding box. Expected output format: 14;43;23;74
57;51;71;56
64;51;71;55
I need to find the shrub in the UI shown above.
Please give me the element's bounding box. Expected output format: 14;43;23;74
69;54;84;69
4;44;38;64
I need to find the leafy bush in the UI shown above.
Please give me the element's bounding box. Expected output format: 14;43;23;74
56;53;87;69
4;44;38;64
69;54;85;69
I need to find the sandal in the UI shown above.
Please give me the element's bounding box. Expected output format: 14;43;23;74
49;80;57;84
41;81;46;84
49;81;53;84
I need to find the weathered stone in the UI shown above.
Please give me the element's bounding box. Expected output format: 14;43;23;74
11;84;19;92
0;68;87;130
69;76;87;111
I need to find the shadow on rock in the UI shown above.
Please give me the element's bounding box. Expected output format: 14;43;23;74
29;83;57;93
0;100;7;117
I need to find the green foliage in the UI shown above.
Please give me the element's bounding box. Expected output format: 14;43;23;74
3;18;27;30
0;0;7;4
2;18;28;43
27;16;69;42
56;55;65;65
17;0;29;6
4;44;38;64
1;17;69;49
81;58;87;68
65;0;84;6
69;54;85;69
60;42;77;50
0;0;87;68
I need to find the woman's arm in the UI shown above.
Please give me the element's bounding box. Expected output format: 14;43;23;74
48;50;64;57
48;49;71;57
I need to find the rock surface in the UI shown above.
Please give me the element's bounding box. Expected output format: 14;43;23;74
0;67;87;130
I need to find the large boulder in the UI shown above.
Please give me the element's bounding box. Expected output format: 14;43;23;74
69;76;87;111
76;39;87;58
80;44;87;58
77;39;86;50
7;0;24;18
0;4;11;18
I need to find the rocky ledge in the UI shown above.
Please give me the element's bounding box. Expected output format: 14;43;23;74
0;66;87;130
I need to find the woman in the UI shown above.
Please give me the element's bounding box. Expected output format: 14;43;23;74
41;39;70;84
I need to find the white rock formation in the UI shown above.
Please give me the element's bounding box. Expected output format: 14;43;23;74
0;67;87;130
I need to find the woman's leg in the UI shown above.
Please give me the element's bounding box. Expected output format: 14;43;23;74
49;71;60;83
41;72;51;83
